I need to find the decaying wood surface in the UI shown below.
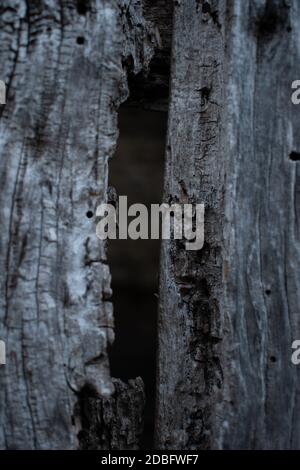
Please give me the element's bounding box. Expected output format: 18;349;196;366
0;0;159;449
157;0;300;450
1;0;299;451
77;378;145;449
156;0;226;450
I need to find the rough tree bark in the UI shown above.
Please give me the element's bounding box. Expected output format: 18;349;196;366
157;0;300;450
0;0;160;450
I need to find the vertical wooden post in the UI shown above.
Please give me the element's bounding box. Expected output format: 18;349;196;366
156;0;300;450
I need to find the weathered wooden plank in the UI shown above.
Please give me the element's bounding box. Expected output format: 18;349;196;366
219;0;300;450
0;0;157;449
156;0;300;450
156;0;226;450
2;0;299;451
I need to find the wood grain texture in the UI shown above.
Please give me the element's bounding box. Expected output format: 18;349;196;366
156;0;226;450
1;0;299;451
0;0;158;449
156;0;300;450
219;0;300;450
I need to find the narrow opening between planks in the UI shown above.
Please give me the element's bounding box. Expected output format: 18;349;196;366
108;104;167;449
107;3;172;447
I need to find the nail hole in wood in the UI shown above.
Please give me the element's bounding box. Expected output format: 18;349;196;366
77;0;89;15
289;151;300;161
76;36;85;45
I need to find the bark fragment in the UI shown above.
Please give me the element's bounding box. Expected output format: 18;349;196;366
77;378;145;450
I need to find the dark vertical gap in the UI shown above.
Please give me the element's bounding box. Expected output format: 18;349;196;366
108;0;173;448
108;106;167;449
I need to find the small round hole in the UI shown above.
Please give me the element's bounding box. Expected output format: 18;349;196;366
86;211;93;219
270;356;277;363
289;151;300;161
76;36;85;45
202;1;211;14
77;0;88;15
265;289;271;296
